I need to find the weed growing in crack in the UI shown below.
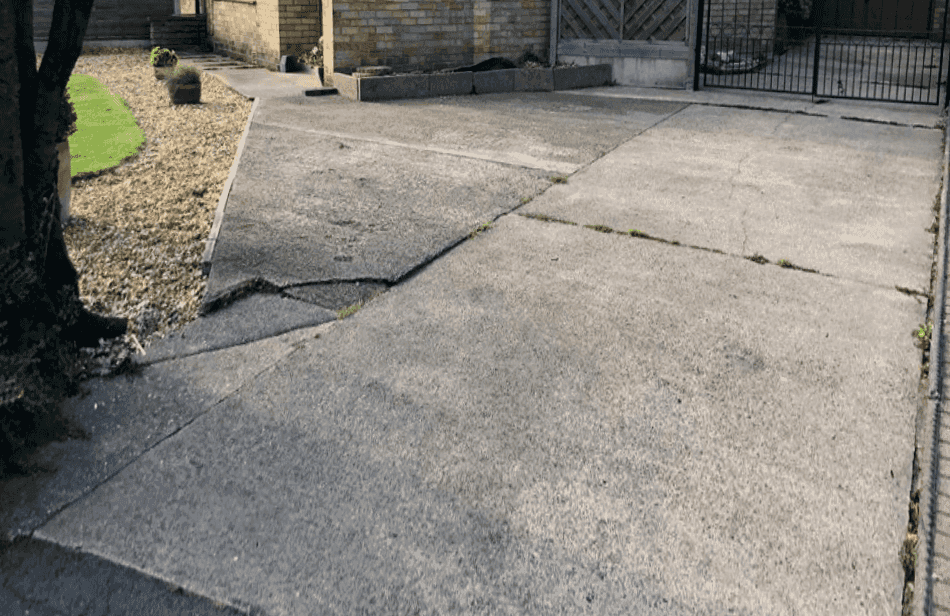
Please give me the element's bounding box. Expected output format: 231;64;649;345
549;175;569;184
776;259;819;274
746;254;769;264
470;221;493;238
628;229;653;239
519;213;577;225
914;321;933;348
520;196;533;205
584;224;614;234
337;303;362;320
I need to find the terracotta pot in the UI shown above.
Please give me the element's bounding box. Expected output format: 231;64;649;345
56;140;71;224
169;83;201;105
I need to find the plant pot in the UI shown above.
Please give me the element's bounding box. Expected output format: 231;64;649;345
169;83;201;104
154;65;176;80
56;140;71;224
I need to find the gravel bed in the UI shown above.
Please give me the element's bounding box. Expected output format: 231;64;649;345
60;48;252;349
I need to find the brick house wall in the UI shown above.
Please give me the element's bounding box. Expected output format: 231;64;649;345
323;0;551;76
34;0;175;40
208;0;321;69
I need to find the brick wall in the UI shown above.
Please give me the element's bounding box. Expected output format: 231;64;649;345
326;0;551;74
208;0;280;67
34;0;175;40
209;0;321;68
280;0;323;58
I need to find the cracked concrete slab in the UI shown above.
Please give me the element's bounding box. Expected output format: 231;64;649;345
283;281;388;311
205;122;552;302
253;93;686;171
0;326;324;542
527;104;942;291
146;294;336;363
205;94;686;305
37;215;922;616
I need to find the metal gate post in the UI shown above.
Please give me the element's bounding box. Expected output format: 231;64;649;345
941;0;950;106
811;1;823;97
693;0;705;90
549;0;560;67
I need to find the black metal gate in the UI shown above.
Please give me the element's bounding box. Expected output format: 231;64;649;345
695;0;950;104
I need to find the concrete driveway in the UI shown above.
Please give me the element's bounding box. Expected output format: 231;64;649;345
1;87;944;616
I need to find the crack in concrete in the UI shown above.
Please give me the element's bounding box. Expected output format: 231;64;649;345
253;120;580;175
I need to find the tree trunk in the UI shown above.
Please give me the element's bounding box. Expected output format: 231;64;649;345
1;0;130;473
1;0;113;341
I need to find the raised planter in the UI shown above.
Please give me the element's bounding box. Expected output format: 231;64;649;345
334;64;611;102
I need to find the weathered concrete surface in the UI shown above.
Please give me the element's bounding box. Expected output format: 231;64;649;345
145;293;335;363
0;537;247;616
205;123;551;299
206;94;686;303
254;93;687;171
37;215;922;615
528;104;942;291
0;327;318;542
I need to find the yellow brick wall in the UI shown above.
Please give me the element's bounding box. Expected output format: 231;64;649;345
329;0;551;73
279;0;323;58
209;0;318;67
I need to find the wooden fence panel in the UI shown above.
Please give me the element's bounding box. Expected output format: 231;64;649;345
560;0;622;39
559;0;688;41
624;0;688;40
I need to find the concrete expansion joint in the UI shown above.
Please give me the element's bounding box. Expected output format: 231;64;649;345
516;212;837;277
839;115;943;130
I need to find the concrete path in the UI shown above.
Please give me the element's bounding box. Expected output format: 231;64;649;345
2;71;947;615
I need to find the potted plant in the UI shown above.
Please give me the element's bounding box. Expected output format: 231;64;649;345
150;46;178;80
166;65;202;105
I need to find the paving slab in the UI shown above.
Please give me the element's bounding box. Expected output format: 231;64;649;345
0;537;248;616
528;104;942;291
145;293;336;363
0;326;321;542
37;215;923;615
251;93;687;172
204;120;552;301
205;93;686;302
207;67;324;100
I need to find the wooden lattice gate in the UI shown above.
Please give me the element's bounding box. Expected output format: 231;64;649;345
559;0;689;42
553;0;693;87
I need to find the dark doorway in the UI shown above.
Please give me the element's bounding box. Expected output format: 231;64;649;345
821;0;933;33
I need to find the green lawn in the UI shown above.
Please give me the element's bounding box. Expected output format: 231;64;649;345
66;74;145;175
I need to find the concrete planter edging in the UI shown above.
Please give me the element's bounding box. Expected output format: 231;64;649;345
334;64;611;102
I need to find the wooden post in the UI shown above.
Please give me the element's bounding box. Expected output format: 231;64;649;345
549;0;559;66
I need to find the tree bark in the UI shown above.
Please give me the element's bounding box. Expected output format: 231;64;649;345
2;0;127;355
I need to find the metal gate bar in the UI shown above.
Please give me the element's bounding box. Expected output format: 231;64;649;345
699;0;950;104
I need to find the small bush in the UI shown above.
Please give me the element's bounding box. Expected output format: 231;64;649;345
167;65;202;88
149;47;178;67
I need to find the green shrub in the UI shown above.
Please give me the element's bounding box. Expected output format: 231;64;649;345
149;46;178;67
167;65;202;88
